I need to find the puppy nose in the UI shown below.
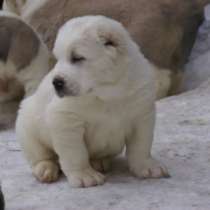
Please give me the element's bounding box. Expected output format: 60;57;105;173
52;77;65;92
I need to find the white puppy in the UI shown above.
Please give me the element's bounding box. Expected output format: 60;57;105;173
16;16;169;188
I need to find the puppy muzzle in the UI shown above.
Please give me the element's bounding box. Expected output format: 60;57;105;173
52;76;80;97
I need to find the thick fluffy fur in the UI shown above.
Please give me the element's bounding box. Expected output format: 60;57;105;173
3;0;208;98
0;11;50;129
16;16;169;188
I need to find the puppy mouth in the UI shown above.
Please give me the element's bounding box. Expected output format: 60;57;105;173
55;88;79;98
55;89;67;98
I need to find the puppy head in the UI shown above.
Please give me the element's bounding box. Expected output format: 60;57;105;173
52;16;140;98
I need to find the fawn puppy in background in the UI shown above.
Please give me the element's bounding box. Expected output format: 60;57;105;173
0;11;51;129
16;16;169;188
3;0;209;98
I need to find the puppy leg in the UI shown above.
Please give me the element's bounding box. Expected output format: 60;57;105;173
49;116;105;188
126;110;169;179
52;132;105;187
23;140;59;183
33;160;60;183
16;122;60;182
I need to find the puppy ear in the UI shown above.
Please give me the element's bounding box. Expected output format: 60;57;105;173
103;36;118;48
4;0;26;15
98;28;127;56
100;32;119;49
101;31;128;57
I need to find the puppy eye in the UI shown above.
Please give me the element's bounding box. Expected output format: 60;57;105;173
70;52;86;64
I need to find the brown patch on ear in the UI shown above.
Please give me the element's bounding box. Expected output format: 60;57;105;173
101;33;119;48
99;31;127;57
0;16;40;70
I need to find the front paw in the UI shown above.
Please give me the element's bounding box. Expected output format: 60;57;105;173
130;158;170;179
67;167;105;188
33;160;60;183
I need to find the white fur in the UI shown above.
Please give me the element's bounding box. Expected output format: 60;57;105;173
16;16;169;188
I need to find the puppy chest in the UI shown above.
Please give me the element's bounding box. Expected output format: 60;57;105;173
85;117;126;158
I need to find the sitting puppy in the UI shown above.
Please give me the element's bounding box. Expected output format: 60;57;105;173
16;16;169;188
0;11;51;129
